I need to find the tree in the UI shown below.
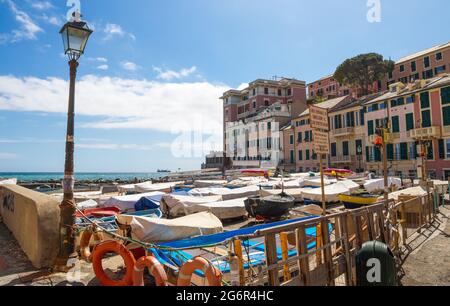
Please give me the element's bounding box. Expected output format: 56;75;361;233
334;53;394;97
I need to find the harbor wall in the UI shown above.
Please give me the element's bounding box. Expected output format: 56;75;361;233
0;185;60;269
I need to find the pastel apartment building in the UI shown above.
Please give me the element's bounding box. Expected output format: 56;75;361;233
388;41;450;86
221;78;308;169
307;75;353;100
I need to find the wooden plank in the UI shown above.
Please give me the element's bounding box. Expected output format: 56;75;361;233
280;232;291;282
233;239;245;286
295;227;310;286
367;211;375;241
264;234;279;286
321;220;334;286
340;214;353;286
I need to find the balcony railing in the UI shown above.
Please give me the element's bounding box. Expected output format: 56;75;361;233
330;155;358;163
407;126;442;139
443;125;450;136
332;127;355;137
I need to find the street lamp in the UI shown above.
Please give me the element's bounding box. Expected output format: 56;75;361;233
55;11;93;270
357;145;363;173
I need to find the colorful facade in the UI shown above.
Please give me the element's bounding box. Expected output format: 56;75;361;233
282;74;450;180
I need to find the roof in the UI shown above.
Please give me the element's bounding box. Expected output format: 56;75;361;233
396;41;450;64
298;95;349;117
365;73;450;105
307;74;334;86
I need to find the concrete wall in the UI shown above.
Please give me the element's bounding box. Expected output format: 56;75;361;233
0;185;60;269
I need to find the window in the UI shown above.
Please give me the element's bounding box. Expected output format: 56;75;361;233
442;139;450;159
360;109;365;125
400;143;408;160
442;86;450;105
298;150;303;161
278;89;282;96
306;150;310;160
287;88;292;96
420;92;430;109
368;120;375;136
423;69;434;79
436;52;443;61
400;65;405;72
424;56;430;68
290;150;295;164
267;122;271;130
343;141;349;156
392;116;400;133
435;65;446;74
388;71;393;79
334;115;342;129
387;144;394;160
253;101;256;109
443;106;450;126
289;134;294;145
253;88;256;96
298;132;302;143
331;143;337;157
411;61;416;72
426;141;434;160
406;113;414;131
264;100;269;106
346;112;355;127
421;110;432;128
406;95;415;104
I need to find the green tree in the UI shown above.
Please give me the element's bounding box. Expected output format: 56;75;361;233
334;53;394;96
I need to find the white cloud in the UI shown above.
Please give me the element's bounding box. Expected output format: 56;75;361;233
153;66;198;81
103;23;135;41
121;61;139;71
40;14;62;26
2;0;43;42
76;143;155;151
30;1;53;10
237;83;249;90
96;57;108;63
97;64;109;71
0;75;228;151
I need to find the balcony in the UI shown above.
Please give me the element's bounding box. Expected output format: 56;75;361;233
332;127;355;138
407;126;442;140
386;132;400;143
443;126;450;136
330;155;355;164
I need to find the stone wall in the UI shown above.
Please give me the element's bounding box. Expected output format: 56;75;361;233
0;185;60;269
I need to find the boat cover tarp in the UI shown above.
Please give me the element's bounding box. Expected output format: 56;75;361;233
103;192;165;212
260;188;307;200
194;180;228;188
188;185;260;200
364;177;402;192
116;212;223;243
303;177;336;187
134;195;162;211
167;198;247;220
302;181;354;202
154;215;327;250
388;186;428;201
117;184;137;194
135;181;184;193
161;195;223;214
76;199;99;210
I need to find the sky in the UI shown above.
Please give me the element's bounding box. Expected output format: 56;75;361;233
0;0;449;172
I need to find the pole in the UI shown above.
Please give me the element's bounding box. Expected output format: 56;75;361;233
382;129;389;202
320;154;326;215
55;59;79;270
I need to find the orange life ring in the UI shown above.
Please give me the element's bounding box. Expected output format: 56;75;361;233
132;256;168;286
92;241;136;286
177;257;222;286
79;229;104;262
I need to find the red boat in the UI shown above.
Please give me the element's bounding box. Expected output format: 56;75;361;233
241;169;269;178
75;206;122;218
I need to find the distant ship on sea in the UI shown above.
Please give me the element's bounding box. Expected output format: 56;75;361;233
157;169;171;173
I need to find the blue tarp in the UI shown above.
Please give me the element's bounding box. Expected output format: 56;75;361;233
134;195;163;211
155;215;321;250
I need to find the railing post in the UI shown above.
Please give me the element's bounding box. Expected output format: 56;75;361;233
264;234;279;286
233;239;245;286
280;232;291;282
295;226;310;286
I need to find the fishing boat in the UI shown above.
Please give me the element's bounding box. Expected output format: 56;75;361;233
245;192;295;219
339;192;379;209
241;169;270;178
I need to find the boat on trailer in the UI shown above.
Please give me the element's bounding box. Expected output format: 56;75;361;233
339;192;379;209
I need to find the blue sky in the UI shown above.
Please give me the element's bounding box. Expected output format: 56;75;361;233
0;0;449;172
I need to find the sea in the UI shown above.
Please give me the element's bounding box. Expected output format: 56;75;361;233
0;172;169;182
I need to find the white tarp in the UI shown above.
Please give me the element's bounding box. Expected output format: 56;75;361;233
364;178;402;192
116;212;223;243
117;184;137;194
388;186;428;201
161;195;223;215
194;180;228;188
135;181;184;193
103;191;165;211
303;177;336;187
188;185;260;201
338;179;361;192
0;178;17;185
260;188;306;200
76;199;99;209
167;198;247;220
301;181;353;203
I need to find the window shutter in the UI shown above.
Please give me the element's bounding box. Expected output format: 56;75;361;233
439;139;445;160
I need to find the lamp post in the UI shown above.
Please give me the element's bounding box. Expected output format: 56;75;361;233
55;12;92;270
357;145;362;173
